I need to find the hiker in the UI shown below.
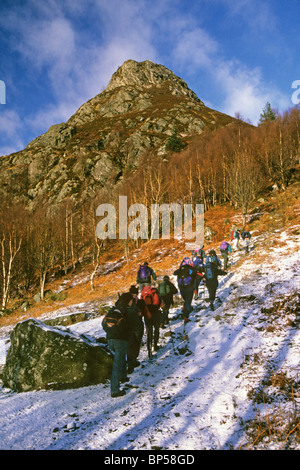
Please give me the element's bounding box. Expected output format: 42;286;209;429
140;285;162;359
204;252;227;311
192;254;205;300
126;285;145;373
241;230;251;253
136;262;157;291
174;257;197;324
102;292;132;398
231;227;241;251
219;240;232;270
158;275;178;327
191;245;206;261
207;249;222;268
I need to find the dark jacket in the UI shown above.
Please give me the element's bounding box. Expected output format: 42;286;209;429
174;265;198;289
103;307;131;341
126;297;144;334
159;280;178;306
241;231;251;240
205;266;227;284
104;292;133;341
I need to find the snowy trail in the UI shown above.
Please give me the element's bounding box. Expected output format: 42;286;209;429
0;229;299;450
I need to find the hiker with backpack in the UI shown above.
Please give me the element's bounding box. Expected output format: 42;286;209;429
204;250;227;311
158;275;178;327
191;245;206;261
140;284;162;359
192;253;205;300
219;240;232;270
174;257;197;324
241;230;251;253
102;292;132;398
231;227;241;251
126;285;145;373
136;262;157;291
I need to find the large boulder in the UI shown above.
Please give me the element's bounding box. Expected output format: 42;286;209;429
2;318;113;392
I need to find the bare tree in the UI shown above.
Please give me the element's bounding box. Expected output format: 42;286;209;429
225;150;263;227
1;230;22;312
32;206;60;300
0;204;24;312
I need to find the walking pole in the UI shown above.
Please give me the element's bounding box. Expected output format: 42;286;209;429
168;321;176;353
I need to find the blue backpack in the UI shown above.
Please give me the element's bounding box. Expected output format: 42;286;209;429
205;262;214;280
138;264;151;280
193;256;204;269
181;257;193;266
220;241;229;252
177;264;193;287
241;231;251;240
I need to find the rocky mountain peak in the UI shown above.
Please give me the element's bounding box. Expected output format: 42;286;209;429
105;59;202;103
0;60;236;208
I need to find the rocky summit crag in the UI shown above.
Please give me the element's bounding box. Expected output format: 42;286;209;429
0;60;235;208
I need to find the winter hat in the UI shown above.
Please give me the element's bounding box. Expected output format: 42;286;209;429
163;275;170;281
116;292;133;308
129;285;139;294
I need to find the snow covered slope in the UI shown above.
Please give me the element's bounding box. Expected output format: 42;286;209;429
0;227;299;450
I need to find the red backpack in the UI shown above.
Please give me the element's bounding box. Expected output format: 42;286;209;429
141;286;160;307
141;286;161;319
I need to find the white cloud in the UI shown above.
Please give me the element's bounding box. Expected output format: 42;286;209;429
0;0;294;155
0;110;25;155
165;12;290;125
19;17;76;69
0;0;158;135
172;28;218;71
214;59;290;124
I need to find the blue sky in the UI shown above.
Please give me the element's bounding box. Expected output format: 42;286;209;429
0;0;299;156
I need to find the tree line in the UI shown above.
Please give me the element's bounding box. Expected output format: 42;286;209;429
120;105;300;225
1;105;299;313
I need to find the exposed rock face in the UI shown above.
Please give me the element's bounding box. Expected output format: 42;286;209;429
0;60;235;208
2;318;113;392
106;60;201;99
27;123;76;149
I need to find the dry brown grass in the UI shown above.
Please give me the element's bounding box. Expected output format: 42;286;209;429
1;181;299;331
245;369;300;449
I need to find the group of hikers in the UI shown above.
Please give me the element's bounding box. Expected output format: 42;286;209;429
102;227;251;397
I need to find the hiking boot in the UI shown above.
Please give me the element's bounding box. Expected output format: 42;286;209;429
120;377;130;383
111;390;126;398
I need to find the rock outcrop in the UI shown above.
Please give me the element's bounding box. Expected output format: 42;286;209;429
2;318;113;392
